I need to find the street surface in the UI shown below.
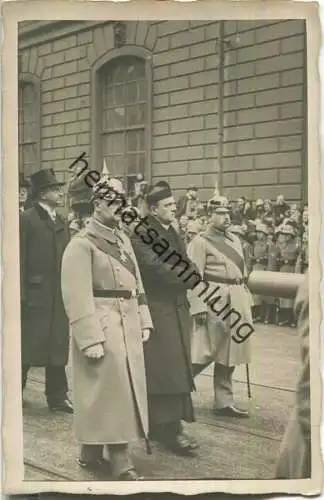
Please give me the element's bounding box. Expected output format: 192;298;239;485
23;324;299;481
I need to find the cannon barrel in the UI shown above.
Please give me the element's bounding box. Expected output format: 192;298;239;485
247;271;304;299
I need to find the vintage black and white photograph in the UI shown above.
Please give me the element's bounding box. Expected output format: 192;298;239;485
2;0;323;495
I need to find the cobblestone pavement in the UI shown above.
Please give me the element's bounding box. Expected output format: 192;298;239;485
23;324;299;481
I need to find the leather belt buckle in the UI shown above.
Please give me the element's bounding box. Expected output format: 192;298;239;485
130;289;137;298
234;278;241;285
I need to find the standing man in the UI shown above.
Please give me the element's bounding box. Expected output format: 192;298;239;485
187;196;253;418
131;182;200;456
61;178;152;480
20;168;72;413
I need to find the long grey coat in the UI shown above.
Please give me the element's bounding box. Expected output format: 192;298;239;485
61;219;152;444
187;226;253;367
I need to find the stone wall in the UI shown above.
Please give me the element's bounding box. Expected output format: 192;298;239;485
18;20;306;203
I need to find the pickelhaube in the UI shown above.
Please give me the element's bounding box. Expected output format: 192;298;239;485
207;195;230;213
91;176;126;203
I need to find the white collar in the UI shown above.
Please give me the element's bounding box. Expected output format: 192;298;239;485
39;202;56;219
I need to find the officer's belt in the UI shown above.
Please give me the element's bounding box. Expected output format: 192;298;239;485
203;274;246;285
93;289;136;299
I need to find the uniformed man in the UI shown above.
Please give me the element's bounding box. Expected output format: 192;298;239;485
188;196;253;418
274;225;300;327
20;168;72;413
131;182;200;456
250;223;271;323
61;178;152;480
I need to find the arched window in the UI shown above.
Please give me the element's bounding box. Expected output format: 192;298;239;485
92;50;152;197
18;77;40;177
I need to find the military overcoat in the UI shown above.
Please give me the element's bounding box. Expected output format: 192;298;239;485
61;219;152;444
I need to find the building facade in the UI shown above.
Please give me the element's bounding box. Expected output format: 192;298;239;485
18;20;307;206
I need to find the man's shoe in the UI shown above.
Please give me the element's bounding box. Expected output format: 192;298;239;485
214;405;249;418
117;468;144;481
77;458;111;474
49;398;73;414
180;432;200;450
165;434;197;456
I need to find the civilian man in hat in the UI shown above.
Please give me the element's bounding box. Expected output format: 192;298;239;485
20;168;72;412
131;182;201;456
187;196;253;418
61;177;152;480
19;173;30;212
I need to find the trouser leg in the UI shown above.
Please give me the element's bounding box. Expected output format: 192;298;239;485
22;365;30;392
45;366;68;405
192;362;210;377
108;443;134;478
79;444;104;463
213;363;235;410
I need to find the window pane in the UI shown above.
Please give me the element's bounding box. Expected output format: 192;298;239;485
103;132;125;156
126;82;138;104
126;131;138;152
138;153;145;174
103;108;126;130
127;104;146;127
126;154;138;174
138;130;145;151
103;85;114;107
139;80;147;101
114;85;125;105
22;143;37;165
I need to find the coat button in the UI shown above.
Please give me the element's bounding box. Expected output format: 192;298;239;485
120;298;124;302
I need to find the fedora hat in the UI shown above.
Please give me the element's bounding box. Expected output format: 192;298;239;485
19;172;30;188
30;168;65;196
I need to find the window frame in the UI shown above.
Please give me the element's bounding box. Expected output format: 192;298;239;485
18;72;41;177
91;46;153;190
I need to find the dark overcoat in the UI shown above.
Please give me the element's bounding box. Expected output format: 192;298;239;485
273;238;300;308
131;213;199;396
20;204;70;366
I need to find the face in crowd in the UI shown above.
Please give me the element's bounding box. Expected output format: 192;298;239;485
19;187;29;205
152;196;177;225
39;186;64;207
209;209;231;232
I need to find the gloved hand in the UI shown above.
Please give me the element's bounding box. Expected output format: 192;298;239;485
142;328;151;342
83;343;105;359
194;312;208;326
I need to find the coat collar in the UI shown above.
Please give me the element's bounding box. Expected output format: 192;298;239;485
205;224;234;242
86;218;121;244
35;203;65;233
